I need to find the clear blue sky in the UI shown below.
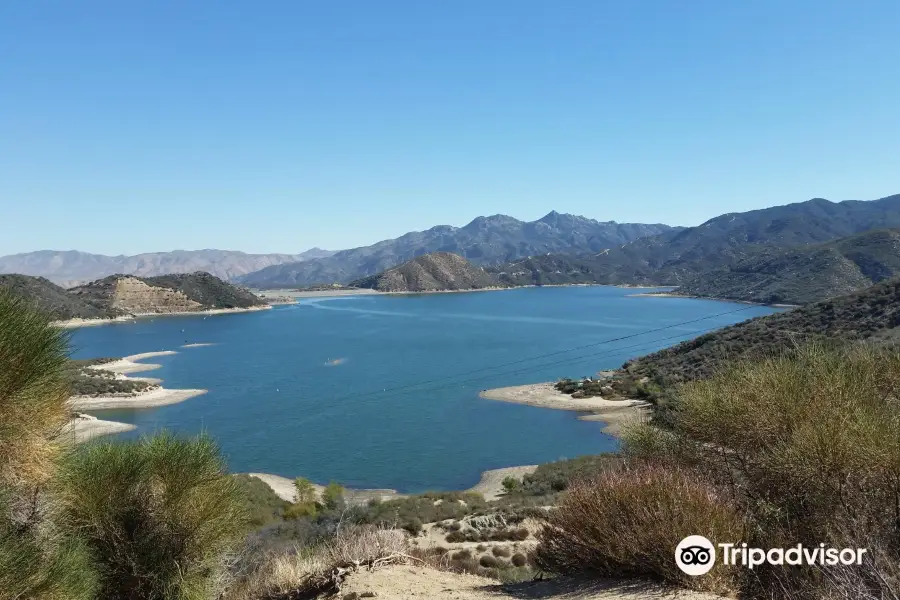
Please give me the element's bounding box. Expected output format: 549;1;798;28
2;1;898;256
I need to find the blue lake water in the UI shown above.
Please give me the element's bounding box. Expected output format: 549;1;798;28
69;287;778;493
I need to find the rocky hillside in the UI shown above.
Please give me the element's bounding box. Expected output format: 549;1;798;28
556;193;900;286
238;212;676;288
674;228;900;305
0;248;334;286
490;253;659;287
351;252;497;292
616;277;900;390
67;272;267;316
0;274;115;320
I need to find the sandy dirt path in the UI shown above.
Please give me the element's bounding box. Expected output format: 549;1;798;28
340;565;722;600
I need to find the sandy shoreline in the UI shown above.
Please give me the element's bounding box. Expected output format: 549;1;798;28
52;305;271;329
249;463;543;505
248;473;403;506
69;387;207;410
467;465;539;500
90;351;178;374
60;414;137;443
627;291;800;308
480;383;650;437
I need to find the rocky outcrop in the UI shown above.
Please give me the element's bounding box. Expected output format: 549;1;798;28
110;277;203;313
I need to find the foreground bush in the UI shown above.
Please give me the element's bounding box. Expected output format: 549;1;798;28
0;291;100;599
0;290;71;488
538;343;900;599
535;463;744;595
58;433;249;600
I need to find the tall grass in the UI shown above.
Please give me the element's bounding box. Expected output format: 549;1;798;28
57;433;249;600
538;343;900;598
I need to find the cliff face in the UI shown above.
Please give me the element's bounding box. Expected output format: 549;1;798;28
110;277;204;313
351;252;498;292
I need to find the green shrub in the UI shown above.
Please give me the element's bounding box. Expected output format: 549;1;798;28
501;476;520;493
445;531;465;543
57;432;249;600
233;474;290;528
511;553;527;567
451;549;471;560
479;555;499;568
402;518;423;536
322;482;345;511
283;501;318;520
293;477;317;504
492;545;511;558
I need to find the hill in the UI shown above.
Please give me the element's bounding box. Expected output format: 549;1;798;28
351;252;497;292
0;248;334;286
67;272;267;316
489;253;660;287
237;212;676;288
614;277;900;392
673;228;900;305
534;193;900;287
0;274;115;320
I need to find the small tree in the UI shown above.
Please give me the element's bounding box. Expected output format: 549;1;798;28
322;482;345;511
294;476;317;504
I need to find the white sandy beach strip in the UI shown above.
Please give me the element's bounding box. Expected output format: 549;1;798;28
69;387;207;410
247;473;403;506
60;415;136;444
181;343;216;348
479;383;649;436
89;351;177;374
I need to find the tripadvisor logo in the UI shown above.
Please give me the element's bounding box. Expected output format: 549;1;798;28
676;535;716;576
675;536;869;576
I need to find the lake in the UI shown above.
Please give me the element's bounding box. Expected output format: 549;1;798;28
70;286;779;493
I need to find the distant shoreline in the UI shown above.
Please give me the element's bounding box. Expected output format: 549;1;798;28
52;304;272;329
627;291;800;308
258;282;675;300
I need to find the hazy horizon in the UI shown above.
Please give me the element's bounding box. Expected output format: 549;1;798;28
4;194;897;257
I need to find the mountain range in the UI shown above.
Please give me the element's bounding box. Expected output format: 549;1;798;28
0;248;334;287
236;213;676;288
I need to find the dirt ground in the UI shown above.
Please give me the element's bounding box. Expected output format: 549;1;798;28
339;565;722;600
